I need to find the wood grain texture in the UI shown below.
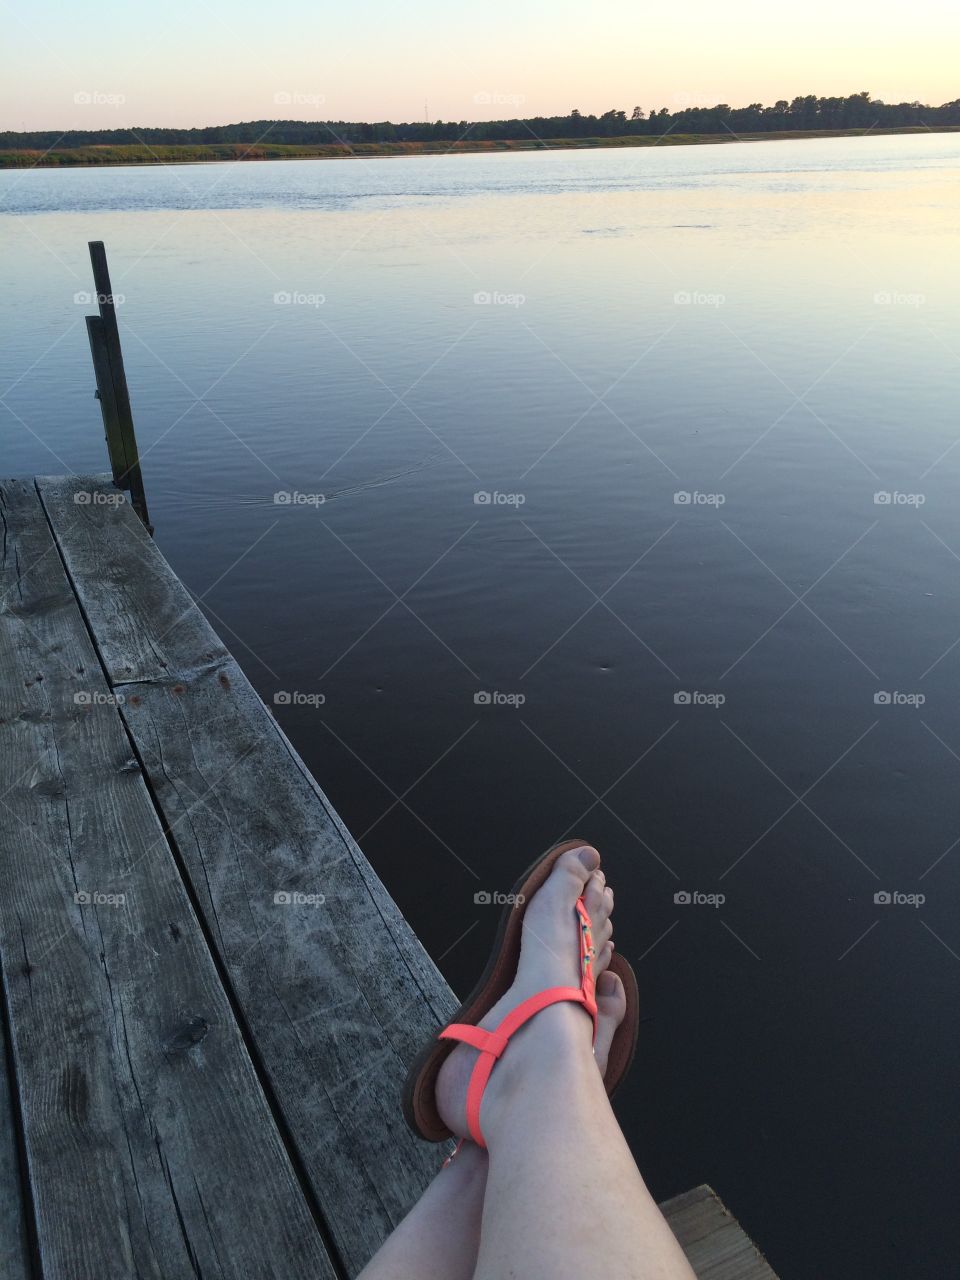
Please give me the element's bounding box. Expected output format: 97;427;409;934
0;478;335;1280
660;1185;780;1279
0;1002;31;1280
35;475;212;684
38;474;458;1277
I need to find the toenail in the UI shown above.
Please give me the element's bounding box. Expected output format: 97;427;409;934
574;846;600;869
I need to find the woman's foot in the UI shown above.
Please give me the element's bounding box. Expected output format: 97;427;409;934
435;845;628;1139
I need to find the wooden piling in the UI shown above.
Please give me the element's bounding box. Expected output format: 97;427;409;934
86;241;151;531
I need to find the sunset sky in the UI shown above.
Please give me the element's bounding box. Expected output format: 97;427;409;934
3;0;957;131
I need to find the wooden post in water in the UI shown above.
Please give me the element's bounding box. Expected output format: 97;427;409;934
86;241;152;531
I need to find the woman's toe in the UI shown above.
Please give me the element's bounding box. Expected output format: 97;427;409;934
553;846;601;899
594;939;615;977
594;915;614;951
582;869;607;920
593;970;628;1077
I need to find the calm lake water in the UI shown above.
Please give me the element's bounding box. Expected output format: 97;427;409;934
3;135;959;1278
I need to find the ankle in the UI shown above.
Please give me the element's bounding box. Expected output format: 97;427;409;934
479;1002;595;1141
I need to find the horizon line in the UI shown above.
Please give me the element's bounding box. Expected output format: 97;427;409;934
5;89;959;138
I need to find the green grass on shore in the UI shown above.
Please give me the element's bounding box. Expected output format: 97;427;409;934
2;126;958;169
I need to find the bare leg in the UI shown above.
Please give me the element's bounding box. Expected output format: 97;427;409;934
436;846;695;1280
356;1140;487;1280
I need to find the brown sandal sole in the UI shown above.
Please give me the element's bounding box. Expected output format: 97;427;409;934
402;838;641;1142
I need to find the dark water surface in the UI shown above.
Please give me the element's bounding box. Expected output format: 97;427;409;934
3;135;960;1278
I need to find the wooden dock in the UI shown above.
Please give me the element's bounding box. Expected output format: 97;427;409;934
0;473;779;1279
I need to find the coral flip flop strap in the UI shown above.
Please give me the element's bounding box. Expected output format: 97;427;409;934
439;897;599;1148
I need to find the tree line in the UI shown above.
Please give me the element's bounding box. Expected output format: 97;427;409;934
4;91;959;150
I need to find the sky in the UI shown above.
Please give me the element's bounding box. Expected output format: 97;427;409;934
2;0;957;132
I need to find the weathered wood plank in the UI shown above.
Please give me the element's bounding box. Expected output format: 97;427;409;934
37;474;458;1276
0;1002;31;1279
0;479;335;1280
35;474;229;685
660;1185;780;1279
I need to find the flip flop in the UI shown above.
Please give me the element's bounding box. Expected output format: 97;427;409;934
402;839;640;1147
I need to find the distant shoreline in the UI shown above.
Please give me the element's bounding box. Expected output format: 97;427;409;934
2;125;959;170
